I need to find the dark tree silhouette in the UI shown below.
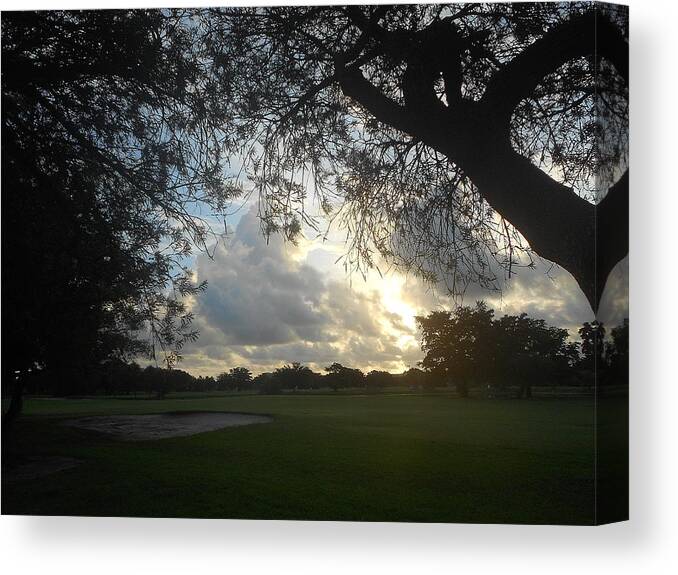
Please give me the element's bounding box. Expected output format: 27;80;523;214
217;367;253;391
494;313;574;398
365;370;395;390
605;318;628;386
324;362;366;390
417;302;495;397
272;363;320;391
402;367;428;390
203;3;628;311
1;10;236;422
417;303;579;397
578;320;606;369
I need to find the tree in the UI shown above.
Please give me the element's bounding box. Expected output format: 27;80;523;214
365;370;394;390
324;362;365;390
230;367;253;390
2;10;236;422
605;318;628;386
578;320;606;371
416;302;495;397
272;362;320;391
253;372;277;395
201;3;628;311
417;303;577;398
2;5;630;421
195;375;217;392
402;367;428;390
494;313;573;398
216;372;232;391
217;367;253;391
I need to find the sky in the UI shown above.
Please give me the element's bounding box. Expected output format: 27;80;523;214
177;197;629;377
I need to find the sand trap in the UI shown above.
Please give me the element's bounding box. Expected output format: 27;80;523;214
63;411;272;441
3;456;82;482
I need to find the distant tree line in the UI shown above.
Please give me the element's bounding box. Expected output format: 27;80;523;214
15;360;411;397
14;304;627;399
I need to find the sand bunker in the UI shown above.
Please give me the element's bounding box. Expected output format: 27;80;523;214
63;411;272;441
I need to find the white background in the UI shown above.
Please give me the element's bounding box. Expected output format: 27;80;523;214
1;1;677;573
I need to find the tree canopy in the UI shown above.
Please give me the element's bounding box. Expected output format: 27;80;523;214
216;367;253;391
417;302;581;397
199;2;628;310
324;362;366;390
2;10;238;395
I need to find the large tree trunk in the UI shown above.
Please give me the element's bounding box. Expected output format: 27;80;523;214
338;9;628;312
446;126;599;310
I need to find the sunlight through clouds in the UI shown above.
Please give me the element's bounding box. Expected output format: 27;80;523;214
179;199;612;377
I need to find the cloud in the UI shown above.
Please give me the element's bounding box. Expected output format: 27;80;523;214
180;206;423;375
396;256;595;337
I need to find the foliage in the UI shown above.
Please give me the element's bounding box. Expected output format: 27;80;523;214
416;302;584;398
417;301;495;397
253;372;280;395
494;313;577;397
604;318;628;386
197;3;628;308
271;363;321;392
578;320;606;370
324;362;366;390
365;370;395;390
14;310;628;398
2;10;239;396
217;367;254;391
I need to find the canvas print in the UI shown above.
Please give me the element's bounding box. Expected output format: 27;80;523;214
1;2;628;525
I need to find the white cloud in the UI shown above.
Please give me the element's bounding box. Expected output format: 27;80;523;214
180;206;423;376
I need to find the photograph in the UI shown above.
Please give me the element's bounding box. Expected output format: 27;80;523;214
2;2;628;526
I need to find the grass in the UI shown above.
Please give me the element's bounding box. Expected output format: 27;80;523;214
1;392;627;524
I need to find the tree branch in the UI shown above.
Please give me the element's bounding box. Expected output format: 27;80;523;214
596;12;628;84
337;66;418;136
481;9;628;121
332;7;627;312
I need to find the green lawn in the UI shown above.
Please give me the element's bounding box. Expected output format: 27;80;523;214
1;393;625;524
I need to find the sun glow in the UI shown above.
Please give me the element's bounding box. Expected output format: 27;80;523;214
372;273;420;344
